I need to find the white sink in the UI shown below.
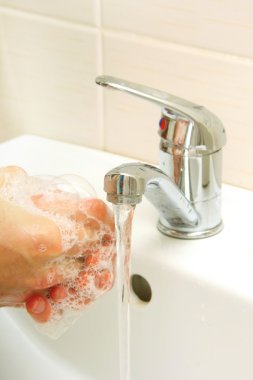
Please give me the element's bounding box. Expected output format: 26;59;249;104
0;135;253;380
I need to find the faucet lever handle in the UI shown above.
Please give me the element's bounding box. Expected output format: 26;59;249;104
96;75;226;152
96;75;195;113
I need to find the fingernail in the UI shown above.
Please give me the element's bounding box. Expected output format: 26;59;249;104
50;285;67;301
30;296;46;314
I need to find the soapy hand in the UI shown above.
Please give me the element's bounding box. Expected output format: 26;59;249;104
0;166;115;326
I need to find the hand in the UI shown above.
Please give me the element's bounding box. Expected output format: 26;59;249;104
0;166;115;323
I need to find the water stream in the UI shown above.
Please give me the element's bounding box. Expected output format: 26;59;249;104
113;204;135;380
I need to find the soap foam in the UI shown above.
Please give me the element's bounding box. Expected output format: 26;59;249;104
0;172;115;338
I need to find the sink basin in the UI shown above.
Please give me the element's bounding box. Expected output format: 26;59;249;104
0;135;253;380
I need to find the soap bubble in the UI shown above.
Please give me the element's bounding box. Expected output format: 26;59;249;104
29;174;113;339
57;174;97;199
0;170;115;339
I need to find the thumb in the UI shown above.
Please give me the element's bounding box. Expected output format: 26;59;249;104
0;198;62;263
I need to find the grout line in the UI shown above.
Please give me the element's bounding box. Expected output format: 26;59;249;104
102;28;253;66
1;4;253;66
94;0;101;29
0;5;98;33
94;0;105;151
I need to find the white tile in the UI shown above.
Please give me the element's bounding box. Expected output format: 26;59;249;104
0;11;101;148
0;0;98;26
102;0;253;58
102;33;253;190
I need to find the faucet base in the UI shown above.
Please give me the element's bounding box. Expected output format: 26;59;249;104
157;219;224;240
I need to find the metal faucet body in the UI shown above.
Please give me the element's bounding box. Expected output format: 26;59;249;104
97;76;226;239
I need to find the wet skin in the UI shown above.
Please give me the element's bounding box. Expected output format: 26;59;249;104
0;166;115;323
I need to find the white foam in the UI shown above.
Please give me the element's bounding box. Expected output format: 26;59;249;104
0;171;115;338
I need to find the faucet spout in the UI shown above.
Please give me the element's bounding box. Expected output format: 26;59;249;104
104;162;198;229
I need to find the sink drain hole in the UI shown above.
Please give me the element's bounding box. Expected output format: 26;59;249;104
131;274;152;303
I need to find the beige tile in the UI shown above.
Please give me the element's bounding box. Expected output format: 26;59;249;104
102;0;253;58
0;11;101;148
0;0;98;26
103;32;253;190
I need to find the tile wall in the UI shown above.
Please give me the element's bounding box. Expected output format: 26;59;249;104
0;1;252;189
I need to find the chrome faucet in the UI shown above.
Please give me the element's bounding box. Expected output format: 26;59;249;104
96;76;226;239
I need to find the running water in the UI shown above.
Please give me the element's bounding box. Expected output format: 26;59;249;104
113;204;135;380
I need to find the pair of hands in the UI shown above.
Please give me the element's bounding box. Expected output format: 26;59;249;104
0;167;115;323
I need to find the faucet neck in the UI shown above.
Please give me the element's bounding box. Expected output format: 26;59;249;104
104;162;223;239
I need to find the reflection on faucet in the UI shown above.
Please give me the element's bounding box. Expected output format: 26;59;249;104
97;75;226;239
104;161;223;239
171;119;189;186
104;162;200;236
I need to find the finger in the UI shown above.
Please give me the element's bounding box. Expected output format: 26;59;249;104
25;294;51;323
0;198;62;262
32;192;78;217
32;267;63;290
49;285;67;301
94;269;113;291
79;199;114;231
34;197;115;238
73;199;115;254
